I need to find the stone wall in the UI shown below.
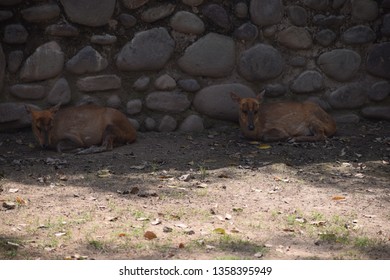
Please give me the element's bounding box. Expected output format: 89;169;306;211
0;0;389;132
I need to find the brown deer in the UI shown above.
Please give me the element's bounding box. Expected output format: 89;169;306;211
230;91;336;142
26;103;137;153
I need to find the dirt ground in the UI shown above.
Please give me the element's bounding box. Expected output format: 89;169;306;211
0;120;389;260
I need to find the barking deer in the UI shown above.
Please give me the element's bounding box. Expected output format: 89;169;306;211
231;91;336;142
26;104;137;153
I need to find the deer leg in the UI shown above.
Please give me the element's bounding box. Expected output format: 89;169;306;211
262;128;290;142
291;126;327;142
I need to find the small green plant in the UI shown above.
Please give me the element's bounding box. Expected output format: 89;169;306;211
88;239;106;251
198;165;208;180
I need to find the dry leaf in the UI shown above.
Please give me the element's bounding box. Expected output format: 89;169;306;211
225;213;232;220
258;144;271;150
108;216;119;222
97;169;111;178
15;197;26;205
213;228;226;234
55;232;66;237
283;228;295;232
332;196;346;201
175;223;188;229
8;188;19;193
118;233;126;237
178;243;185;249
151;218;161;225
144;231;157;240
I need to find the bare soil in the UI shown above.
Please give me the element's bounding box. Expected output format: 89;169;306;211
1;121;389;260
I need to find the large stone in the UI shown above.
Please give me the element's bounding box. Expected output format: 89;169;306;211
369;81;390;101
10;84;46;100
193;83;256;121
7;50;23;74
315;29;336;47
170;11;205;34
45;24;79;37
238;44;284;81
21;3;60;22
141;3;175;23
0;44;4;91
145;91;190;113
351;0;378;22
287;5;307;26
0;10;13;21
182;0;203;6
0;102;36;131
158;115;177;132
76;75;121;92
179;115;204;132
233;22;259;42
60;0;115;27
327;83;367;109
250;0;283;26
47;78;71;106
3;24;28;44
0;0;22;6
361;106;390;120
290;70;324;93
342;25;376;45
317;49;361;82
366;43;390;79
122;0;149;10
278;26;312;49
178;79;200;92
116;28;175;71
20;41;64;82
126;99;143;115
304;0;329;10
178;33;235;78
154;74;176;91
91;34;117;45
202;4;231;29
66;46;108;74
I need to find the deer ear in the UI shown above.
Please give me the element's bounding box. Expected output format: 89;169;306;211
230;92;242;103
256;90;265;101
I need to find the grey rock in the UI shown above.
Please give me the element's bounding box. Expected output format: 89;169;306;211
91;34;117;45
332;0;347;9
145;91;190;113
122;0;149;10
315;29;336;47
66;46;108;74
0;10;13;21
278;26;312;49
133;76;150;92
47;78;71;106
193;83;256;121
263;25;277;37
60;0;115;27
342;25;376;45
369;81;390;101
178;79;200;92
126;99;142;115
0;0;23;5
333;113;360;123
128;118;140;131
20;41;64;82
234;22;259;42
10;84;46;100
170;11;205;35
106;95;122;108
158;115;177;132
238;44;284;81
287;5;307;26
352;0;378;22
327;84;367;109
182;0;203;6
289;56;307;67
318;49;361;82
202;4;231;30
290;70;324;93
116;28;175;71
361;106;390;120
264;84;287;98
0;102;36;131
366;43;390;79
76;75;121;92
119;13;137;28
179;115;204;132
3;24;28;44
154;74;176;91
21;3;60;22
45;24;79;37
144;117;156;131
381;14;390;36
141;3;175;23
313;15;345;27
235;2;248;18
250;0;283;26
178;33;235;78
0;44;4;91
304;0;329;10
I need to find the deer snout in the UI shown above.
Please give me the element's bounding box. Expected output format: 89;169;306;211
248;124;255;131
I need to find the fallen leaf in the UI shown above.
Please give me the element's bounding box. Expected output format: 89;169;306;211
55;232;66;237
249;141;261;145
283;228;295;232
179;174;192;181
332;196;346;201
178;243;185;249
197;183;208;188
175;223;188;229
363;214;376;218
163;226;173;233
310;221;326;227
225;213;232;220
151;219;161;225
15;197;26;205
8;188;19;193
258;144;271;150
213;228;226;235
97;169;111;178
232;207;244;212
130;187;139;194
144;231;157;240
108;216;119;222
2;201;16;209
118;233;126;237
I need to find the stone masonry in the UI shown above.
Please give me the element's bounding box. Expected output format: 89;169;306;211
0;0;389;132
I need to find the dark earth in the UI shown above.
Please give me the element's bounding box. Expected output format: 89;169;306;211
1;120;389;259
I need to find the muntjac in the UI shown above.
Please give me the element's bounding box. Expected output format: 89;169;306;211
231;91;336;142
26;103;136;153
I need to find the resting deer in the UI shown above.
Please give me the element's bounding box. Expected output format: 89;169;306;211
231;91;336;142
26;103;137;153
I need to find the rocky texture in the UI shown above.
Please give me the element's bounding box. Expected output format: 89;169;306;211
0;0;389;132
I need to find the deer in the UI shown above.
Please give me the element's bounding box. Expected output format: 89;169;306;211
230;91;336;142
26;103;137;154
